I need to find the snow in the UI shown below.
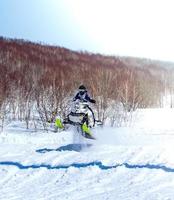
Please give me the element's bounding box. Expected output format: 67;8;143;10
1;108;174;200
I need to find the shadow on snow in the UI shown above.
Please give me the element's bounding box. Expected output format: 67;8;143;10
36;143;93;153
1;161;174;173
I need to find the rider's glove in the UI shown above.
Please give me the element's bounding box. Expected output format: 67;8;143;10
90;99;96;104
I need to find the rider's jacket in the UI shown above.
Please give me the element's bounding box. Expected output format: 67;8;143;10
73;91;95;103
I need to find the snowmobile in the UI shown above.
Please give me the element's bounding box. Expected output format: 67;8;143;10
54;102;102;140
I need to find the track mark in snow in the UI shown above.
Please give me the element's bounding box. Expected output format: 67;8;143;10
1;161;174;173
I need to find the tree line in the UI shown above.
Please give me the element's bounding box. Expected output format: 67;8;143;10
0;37;173;130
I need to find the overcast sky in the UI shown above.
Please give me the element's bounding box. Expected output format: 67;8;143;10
1;0;174;62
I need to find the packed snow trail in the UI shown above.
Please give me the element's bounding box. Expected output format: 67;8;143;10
1;109;174;200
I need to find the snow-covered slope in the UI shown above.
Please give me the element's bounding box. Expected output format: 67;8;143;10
1;108;174;200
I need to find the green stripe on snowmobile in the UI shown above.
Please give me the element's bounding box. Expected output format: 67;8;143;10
82;123;92;135
55;118;64;129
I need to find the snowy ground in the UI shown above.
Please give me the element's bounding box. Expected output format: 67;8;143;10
1;108;174;200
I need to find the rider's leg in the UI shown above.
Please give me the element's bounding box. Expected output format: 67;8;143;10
82;114;89;126
87;107;95;127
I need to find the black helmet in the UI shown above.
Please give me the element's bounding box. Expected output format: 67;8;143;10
79;85;86;91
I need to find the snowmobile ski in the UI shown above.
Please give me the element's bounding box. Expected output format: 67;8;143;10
81;123;96;140
55;118;64;129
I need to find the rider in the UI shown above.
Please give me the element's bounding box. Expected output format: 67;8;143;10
73;85;96;127
73;85;96;104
